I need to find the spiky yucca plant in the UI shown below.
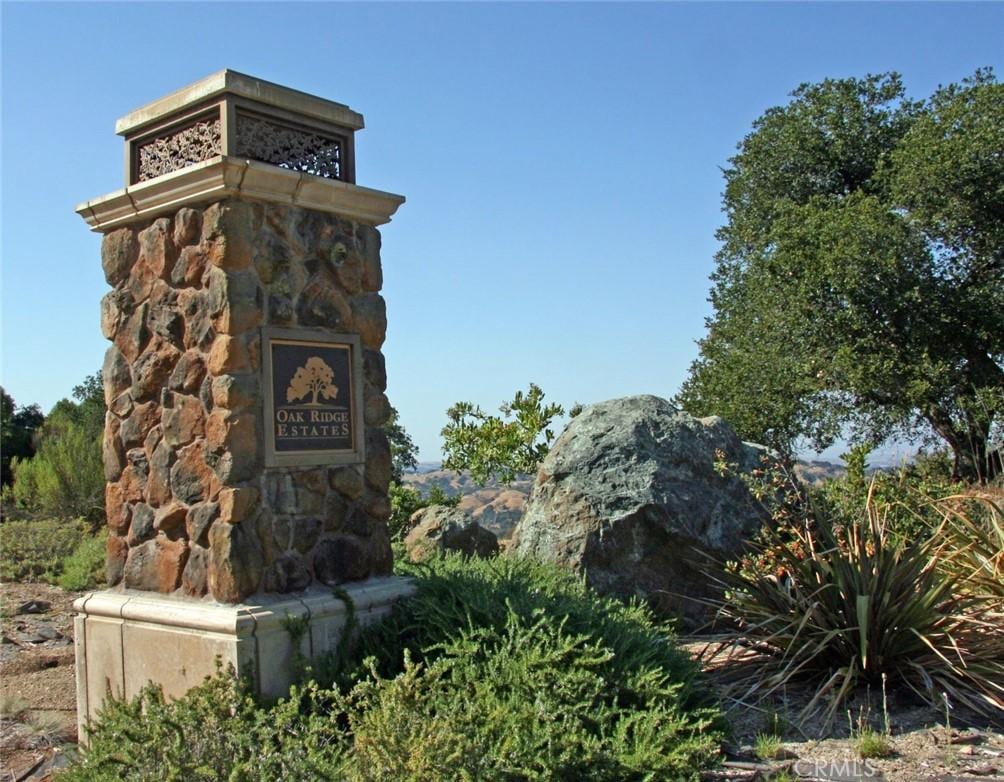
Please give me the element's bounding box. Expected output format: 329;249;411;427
705;483;1004;724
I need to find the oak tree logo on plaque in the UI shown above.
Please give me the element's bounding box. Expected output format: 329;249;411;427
263;328;364;467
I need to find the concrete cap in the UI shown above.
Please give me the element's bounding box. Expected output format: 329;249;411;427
115;69;365;136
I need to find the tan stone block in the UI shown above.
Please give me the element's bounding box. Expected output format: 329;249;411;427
205;409;258;457
173;207;202;247
207;335;250;374
138;218;179;280
208;522;263;603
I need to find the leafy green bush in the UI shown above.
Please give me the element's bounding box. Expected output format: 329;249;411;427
705;483;1004;724
0;518;90;583
57;528;108;590
67;555;723;781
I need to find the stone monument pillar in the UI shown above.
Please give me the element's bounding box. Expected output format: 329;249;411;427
73;71;411;736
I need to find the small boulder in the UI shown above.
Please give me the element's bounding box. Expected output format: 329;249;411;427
404;506;499;562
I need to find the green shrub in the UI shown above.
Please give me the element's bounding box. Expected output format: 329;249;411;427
705;483;1004;724
68;555;723;781
0;517;89;583
57;528;108;590
9;420;103;524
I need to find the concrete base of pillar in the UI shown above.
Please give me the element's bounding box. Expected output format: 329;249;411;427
73;576;414;740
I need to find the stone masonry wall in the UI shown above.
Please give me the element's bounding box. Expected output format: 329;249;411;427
100;199;393;603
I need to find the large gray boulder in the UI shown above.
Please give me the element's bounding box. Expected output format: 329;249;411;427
510;395;769;626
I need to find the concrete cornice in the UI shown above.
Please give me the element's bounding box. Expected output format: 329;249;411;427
75;156;405;231
115;69;364;136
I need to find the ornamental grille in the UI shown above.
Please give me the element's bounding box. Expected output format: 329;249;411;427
136;118;222;182
235;113;343;180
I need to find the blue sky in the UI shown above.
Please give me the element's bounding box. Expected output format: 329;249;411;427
2;2;1002;464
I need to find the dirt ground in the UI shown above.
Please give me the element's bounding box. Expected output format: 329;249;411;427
1;581;1002;781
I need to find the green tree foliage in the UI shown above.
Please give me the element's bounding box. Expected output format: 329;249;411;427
441;383;564;485
383;406;418;482
0;388;44;486
678;70;1003;482
9;371;105;523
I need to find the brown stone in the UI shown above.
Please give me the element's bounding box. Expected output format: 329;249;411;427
102;346;132;407
363;349;386;392
351;293;386;349
119;464;146;503
105;482;129;535
291;517;322;554
109;391;133;419
154;502;188;537
106;533;129;587
218;486;259;524
210;374;257;412
296;277;351;329
156;537;189;592
186;501;219;547
168;350;207;394
100;289;130;340
203;200;253;271
369;524;393;576
252;229;291;285
358;225;383;293
138;218;179;280
148;300;184;348
322;491;347;532
120;401;159;449
182;545;209;597
131;339;181;401
364;388;391;427
208;522;263;603
205;411;258;482
332;248;363;295
313;536;369;586
170;441;218;505
147;439;174;506
114;302;151;364
171;245;209;288
362;489;392;523
173;207;202;247
143;424;163;457
178;289;215;351
161;393;205;448
365;428;392;494
263;552;311;593
329;465;364;500
207;268;262;335
123;539;158;589
127;502;156;547
102;228;140;286
103;413;125;482
207;335;250;374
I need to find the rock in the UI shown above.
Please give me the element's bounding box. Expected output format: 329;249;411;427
207;334;250;374
138;217;178;280
363;349;386;392
120;401;160;449
203;200;253;271
187;501;219;546
173;207;202;247
127;502;156;546
291;517;322;554
207;268;262;335
313;536;369;585
296;277;351;329
15;600;50;615
161;393;205;448
218;486;259;524
404;506;499;562
103;413;126;482
208;522;263;603
210;373;257;411
131;339;181;401
107;534;128;586
154;502;188;537
364;428;392;494
102;345;132;407
358;225;383;292
178;289;215;351
147;439;175;506
123;537;188;592
510;396;769;626
170;441;218;504
265;552;312;593
182;545;209;597
350;293;386;349
101;228;139;286
329;465;364;500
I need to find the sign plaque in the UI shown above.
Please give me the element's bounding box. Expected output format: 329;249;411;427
262;327;365;467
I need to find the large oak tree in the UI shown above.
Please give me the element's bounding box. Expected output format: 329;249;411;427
678;71;1003;482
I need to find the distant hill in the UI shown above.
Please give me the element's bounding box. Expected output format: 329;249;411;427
402;459;849;538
